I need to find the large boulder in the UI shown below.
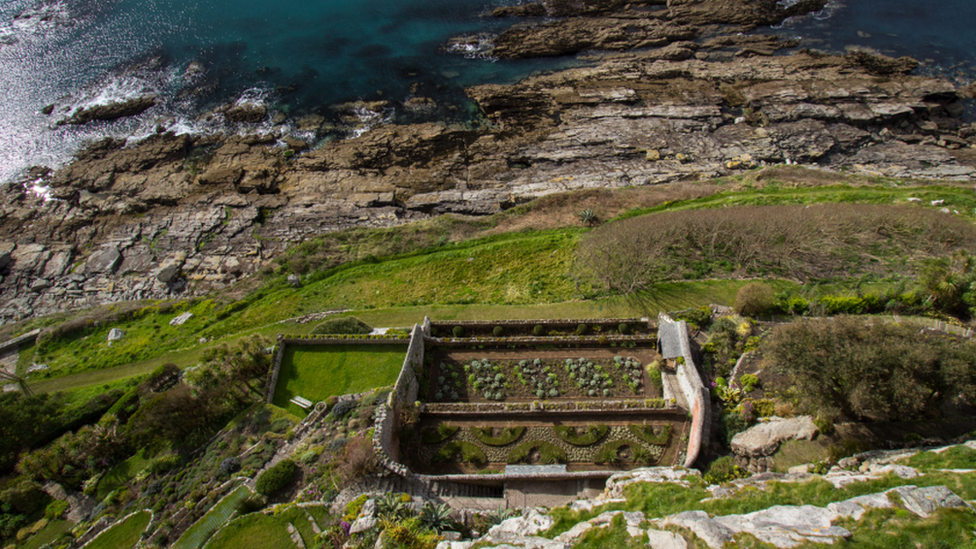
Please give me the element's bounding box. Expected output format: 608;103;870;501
85;247;122;274
63;96;157;125
0;242;14;270
488;509;554;541
731;416;818;459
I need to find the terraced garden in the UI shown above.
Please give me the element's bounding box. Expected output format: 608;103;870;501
425;346;663;403
407;420;683;473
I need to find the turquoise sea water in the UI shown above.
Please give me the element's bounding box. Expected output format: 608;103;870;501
768;0;976;85
0;0;973;183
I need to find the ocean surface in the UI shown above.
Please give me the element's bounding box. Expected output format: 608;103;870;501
0;0;974;183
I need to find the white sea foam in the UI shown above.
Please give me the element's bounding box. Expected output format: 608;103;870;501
448;33;498;61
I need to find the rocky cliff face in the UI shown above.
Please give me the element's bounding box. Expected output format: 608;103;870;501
1;0;975;322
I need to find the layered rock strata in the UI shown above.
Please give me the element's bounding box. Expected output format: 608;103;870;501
2;3;976;322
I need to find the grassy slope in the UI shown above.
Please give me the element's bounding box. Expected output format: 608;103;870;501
97;451;152;500
86;510;151;549
4;168;973;396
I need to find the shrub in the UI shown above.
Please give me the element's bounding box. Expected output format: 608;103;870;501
492;326;504;337
576;324;590;336
618;323;629;335
739;374;760;393
219;457;241;475
150;454;181;475
472;426;525;446
452;326;465;338
44;499;69;519
432;442;486;465
532;325;546;336
703;456;745;484
734;283;775;317
255;459;296;495
554;425;608;446
594;440;657;465
420;424;458;444
309;317;372;335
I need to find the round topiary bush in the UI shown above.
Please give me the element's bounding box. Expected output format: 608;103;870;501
492;325;504;337
532;325;546;336
618;323;629;335
576;323;590;336
255;459;296;496
452;325;465;338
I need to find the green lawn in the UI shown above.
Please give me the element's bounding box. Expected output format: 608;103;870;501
97;450;152;500
86;510;151;549
204;511;297;549
273;344;407;415
20;519;72;549
173;484;253;549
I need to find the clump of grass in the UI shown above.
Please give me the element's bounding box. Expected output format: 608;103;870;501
904;445;976;471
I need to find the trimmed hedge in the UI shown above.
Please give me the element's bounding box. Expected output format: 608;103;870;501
628;424;672;446
471;426;525;447
507;441;567;465
255;459;296;495
310;317;372;335
594;440;657;465
432;442;486;465
554;425;608;446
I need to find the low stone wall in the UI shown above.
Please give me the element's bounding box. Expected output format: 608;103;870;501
658;313;711;469
422;399;679;415
0;328;40;355
429;317;654;338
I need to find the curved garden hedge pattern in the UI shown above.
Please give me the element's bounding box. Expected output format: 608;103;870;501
418;424;668;466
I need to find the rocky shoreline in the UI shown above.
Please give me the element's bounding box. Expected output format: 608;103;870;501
2;0;976;323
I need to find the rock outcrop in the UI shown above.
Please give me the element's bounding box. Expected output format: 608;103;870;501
2;1;976;322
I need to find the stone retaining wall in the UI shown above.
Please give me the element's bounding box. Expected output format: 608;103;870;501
0;328;40;355
374;321;427;474
658;313;711;469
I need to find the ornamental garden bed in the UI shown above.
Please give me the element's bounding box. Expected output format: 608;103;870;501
401;419;684;474
425;352;663;403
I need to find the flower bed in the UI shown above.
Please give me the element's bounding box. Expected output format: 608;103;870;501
508;440;567;465
628;424;672;446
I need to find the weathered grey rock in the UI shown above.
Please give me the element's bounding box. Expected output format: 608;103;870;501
29;278;52;292
349;515;376;534
645;529;688;549
0;242;14;270
893;485;972;518
604;467;700;499
169;312;194;326
107;328;126;343
85;247;122;274
660;511;733;549
441;531;462;541
488;509;555;541
63;96;156;125
731;416;818;458
435;542;474;549
157;264;182;284
288;274;301;288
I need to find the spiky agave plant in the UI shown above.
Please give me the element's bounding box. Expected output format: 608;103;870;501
420;501;453;532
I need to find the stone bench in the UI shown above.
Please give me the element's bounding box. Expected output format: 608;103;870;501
290;396;314;409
